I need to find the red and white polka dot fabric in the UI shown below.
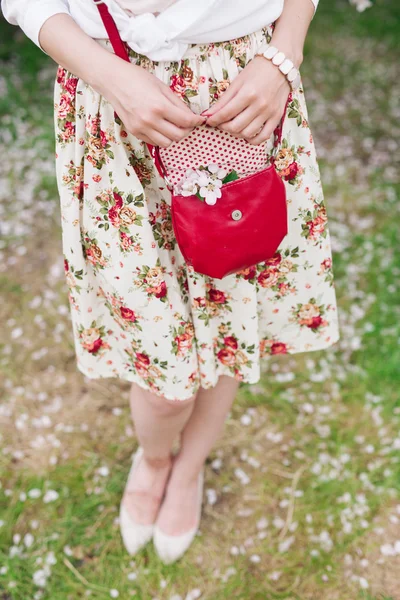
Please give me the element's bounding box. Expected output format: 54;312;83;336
158;124;276;188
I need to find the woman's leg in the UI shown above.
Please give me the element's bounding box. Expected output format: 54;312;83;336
155;375;240;534
124;382;196;525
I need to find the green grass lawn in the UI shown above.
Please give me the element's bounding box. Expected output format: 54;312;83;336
1;1;400;599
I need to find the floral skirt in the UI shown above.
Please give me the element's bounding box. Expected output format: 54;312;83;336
54;25;340;401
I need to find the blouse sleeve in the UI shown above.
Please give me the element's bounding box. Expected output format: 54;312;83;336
1;0;71;49
310;0;319;14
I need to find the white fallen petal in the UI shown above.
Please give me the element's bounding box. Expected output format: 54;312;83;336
24;534;34;548
278;536;295;553
359;577;369;589
43;490;59;503
380;543;395;556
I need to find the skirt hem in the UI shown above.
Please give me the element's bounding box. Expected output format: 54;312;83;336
75;333;341;402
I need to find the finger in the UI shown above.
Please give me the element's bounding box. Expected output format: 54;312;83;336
240;115;270;140
202;80;237;117
218;106;261;135
206;92;251;127
140;129;174;148
247;120;276;146
162;88;205;126
157;119;193;143
163;100;205;129
139;134;156;146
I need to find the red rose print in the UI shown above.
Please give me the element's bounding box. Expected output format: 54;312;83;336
176;332;193;354
257;269;279;288
217;347;236;367
307;216;326;239
77;180;84;200
306;219;314;233
208;289;226;304
100;130;108;148
113;192;123;208
154;281;167;299
265;252;281;267
224;336;238;350
56;67;65;85
321;258;332;270
64;77;78;96
58;95;72;119
64;259;69;272
134;362;149;378
160;203;169;219
135;352;150;367
108;205;121;227
120;307;137;322
270;342;288;355
308;316;323;329
64;121;75;137
88;338;103;354
119;232;133;249
239;265;257;280
312;216;326;235
285;162;299;181
170;74;187;97
194;297;206;308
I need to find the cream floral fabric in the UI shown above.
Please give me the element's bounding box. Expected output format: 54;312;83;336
54;25;340;401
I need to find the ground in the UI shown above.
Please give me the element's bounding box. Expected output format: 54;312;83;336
0;1;399;599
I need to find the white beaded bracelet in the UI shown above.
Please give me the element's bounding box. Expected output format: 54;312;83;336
256;45;301;91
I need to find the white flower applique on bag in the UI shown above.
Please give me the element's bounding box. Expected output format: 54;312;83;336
177;164;239;205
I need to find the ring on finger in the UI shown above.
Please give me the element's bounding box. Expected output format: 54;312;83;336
251;123;266;138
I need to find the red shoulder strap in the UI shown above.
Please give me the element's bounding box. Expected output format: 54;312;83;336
92;0;169;182
93;1;130;62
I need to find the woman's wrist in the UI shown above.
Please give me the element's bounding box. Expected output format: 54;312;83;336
254;44;301;93
269;37;304;70
270;0;315;70
89;52;130;97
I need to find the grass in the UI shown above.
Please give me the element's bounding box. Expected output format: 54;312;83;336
1;1;400;599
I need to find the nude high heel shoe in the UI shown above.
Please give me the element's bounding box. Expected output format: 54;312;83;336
153;466;205;564
119;446;155;556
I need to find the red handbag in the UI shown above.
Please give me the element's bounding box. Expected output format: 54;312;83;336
94;1;288;280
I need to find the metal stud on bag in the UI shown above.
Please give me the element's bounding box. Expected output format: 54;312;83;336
231;210;242;221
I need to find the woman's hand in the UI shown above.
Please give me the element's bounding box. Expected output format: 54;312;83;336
203;56;290;146
97;60;205;147
39;15;204;148
203;0;315;146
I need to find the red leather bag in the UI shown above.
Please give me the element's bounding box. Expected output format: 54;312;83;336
94;1;288;279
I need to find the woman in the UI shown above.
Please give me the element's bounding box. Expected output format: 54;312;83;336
2;0;340;564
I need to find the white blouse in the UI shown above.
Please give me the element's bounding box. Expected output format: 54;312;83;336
2;0;319;62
